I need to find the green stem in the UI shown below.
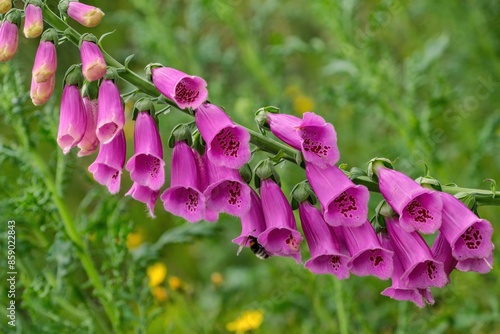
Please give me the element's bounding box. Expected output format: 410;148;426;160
333;278;349;334
29;151;118;333
41;4;500;208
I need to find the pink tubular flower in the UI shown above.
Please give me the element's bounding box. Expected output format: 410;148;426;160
195;103;251;169
378;167;442;234
299;201;350;279
232;188;267;246
80;40;107;82
30;76;55;105
77;97;99;157
193;151;219;222
125;112;165;191
23;4;43;38
296;112;340;168
67;1;104;28
339;221;394;279
0;19;18;62
266;113;302;149
126;183;159;218
440;192;494;261
88;130;126;194
0;0;12;14
161;141;206;223
203;157;251;217
379;232;434;308
386;217;447;289
257;178;303;263
32;41;57;83
96;79;124;144
456;252;493;274
57;84;87;154
151;67;208;110
431;232;458;285
306;163;369;227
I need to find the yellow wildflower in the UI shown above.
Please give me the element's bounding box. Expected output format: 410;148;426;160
151;286;168;303
168;276;183;291
147;262;167;288
211;272;224;287
126;231;144;250
293;94;315;115
226;310;264;334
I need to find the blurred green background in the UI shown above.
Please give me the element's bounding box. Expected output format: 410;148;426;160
1;0;500;333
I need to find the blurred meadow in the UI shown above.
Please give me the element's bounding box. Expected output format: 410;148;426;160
1;0;500;333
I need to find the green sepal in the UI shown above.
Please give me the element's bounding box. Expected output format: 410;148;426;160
191;129;205;156
483;178;497;199
26;0;44;8
58;0;70;14
41;28;59;44
63;64;83;88
169;123;193;148
454;192;478;214
132;97;155;122
415;176;442;191
255;106;280;132
239;164;253;184
79;33;98;47
349;166;367;180
254;159;281;189
367;157;394;182
5;8;21;26
145;63;163;82
290;181;317;210
103;67;120;81
81;81;99;100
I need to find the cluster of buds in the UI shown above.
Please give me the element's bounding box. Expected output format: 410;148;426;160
1;0;495;309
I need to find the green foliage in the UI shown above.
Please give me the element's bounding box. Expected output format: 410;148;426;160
1;0;499;333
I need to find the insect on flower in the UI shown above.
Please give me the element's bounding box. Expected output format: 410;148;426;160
237;234;270;260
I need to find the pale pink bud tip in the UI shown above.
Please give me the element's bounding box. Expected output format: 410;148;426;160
32;41;57;84
68;2;104;28
24;4;43;38
80;41;107;82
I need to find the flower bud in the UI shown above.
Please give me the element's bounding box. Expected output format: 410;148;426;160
0;10;21;62
30;75;55;105
0;0;12;14
23;3;43;38
63;1;104;28
80;35;106;82
57;84;87;154
32;40;57;83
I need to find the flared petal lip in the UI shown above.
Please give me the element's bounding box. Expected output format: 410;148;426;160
304;253;351;279
257;227;303;263
381;287;426;308
401;260;447;289
323;184;369;227
125;153;166;191
399;191;443;234
160;185;206;223
174;75;208;110
204;178;252;217
346;247;394;279
447;219;494;260
206;124;251;169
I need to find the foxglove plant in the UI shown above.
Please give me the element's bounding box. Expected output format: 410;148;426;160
161;140;206;223
338;221;394;279
385;216;447;289
96;76;125;144
60;0;104;28
193;150;219;222
57;66;87;154
32;30;58;84
195;103;251;169
126;183;159;218
0;9;20;62
299;201;350;279
379;232;434;308
148;65;208;110
377;167;442;234
440;192;494;261
257;169;302;263
80;35;107;82
88;130;126;194
306;163;369;227
266;112;302;149
431;232;458;284
23;2;43;38
456;252;493;274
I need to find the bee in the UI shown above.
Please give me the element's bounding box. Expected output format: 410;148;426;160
237;235;270;260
